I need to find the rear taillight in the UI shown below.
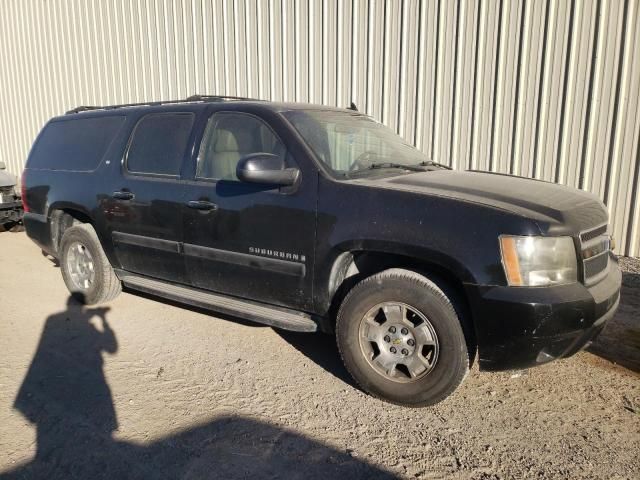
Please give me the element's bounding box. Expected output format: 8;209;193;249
20;172;29;212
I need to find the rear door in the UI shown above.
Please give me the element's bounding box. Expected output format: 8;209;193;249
181;109;318;310
105;111;196;284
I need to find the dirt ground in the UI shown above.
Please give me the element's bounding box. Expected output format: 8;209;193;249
0;231;638;479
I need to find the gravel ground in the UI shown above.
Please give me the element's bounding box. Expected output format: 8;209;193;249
0;231;638;479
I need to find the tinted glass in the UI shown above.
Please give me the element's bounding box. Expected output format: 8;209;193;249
28;116;126;171
127;113;194;175
196;113;286;180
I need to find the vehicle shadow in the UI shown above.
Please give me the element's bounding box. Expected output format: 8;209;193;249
127;288;357;387
274;330;358;387
124;288;270;330
2;296;396;480
588;272;640;373
41;249;60;267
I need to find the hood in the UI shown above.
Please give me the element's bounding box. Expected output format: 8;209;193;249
359;170;608;234
0;170;16;188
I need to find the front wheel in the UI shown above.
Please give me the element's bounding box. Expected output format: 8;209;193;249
336;269;470;407
59;224;122;305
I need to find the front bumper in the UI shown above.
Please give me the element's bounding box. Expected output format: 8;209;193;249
0;200;23;224
465;254;621;371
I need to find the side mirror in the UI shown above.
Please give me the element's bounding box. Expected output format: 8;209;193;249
0;161;5;170
236;153;299;187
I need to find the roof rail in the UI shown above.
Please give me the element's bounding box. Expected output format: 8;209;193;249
65;94;259;115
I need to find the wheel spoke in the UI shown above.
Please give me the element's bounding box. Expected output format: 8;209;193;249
363;320;383;342
382;304;404;324
403;353;432;378
414;325;437;346
374;351;398;375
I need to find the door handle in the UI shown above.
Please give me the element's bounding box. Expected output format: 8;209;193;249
112;191;135;200
187;200;218;211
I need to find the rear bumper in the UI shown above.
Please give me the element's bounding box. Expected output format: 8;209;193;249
23;212;54;254
465;254;621;371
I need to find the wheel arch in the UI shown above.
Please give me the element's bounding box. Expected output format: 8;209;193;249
323;246;477;361
49;205;95;256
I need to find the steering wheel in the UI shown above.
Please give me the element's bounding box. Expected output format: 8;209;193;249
349;151;377;172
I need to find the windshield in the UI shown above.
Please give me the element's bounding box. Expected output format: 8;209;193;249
283;110;430;176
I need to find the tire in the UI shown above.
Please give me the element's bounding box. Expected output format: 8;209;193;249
59;223;121;305
336;268;470;407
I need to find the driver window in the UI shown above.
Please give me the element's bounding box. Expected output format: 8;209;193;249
196;112;286;180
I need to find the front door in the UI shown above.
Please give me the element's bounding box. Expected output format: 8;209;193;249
182;111;317;310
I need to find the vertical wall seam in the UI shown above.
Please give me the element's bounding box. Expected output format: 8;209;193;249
578;0;602;190
555;0;576;184
531;0;552;180
509;0;528;175
430;0;442;158
469;0;483;170
449;0;462;168
488;0;505;173
603;0;630;206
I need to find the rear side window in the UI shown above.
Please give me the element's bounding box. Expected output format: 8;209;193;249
126;113;194;176
28;116;125;171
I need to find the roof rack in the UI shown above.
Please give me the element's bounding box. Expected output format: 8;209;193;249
65;94;259;115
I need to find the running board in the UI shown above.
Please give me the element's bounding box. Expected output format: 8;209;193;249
116;270;317;332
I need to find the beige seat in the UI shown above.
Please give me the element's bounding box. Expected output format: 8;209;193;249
209;129;241;180
198;115;285;180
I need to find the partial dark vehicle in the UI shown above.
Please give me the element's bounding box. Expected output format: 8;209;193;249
0;161;23;229
22;95;621;406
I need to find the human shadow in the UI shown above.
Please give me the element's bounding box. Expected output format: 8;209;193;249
588;272;640;373
2;295;398;480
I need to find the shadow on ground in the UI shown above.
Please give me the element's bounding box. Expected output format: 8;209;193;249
128;289;358;387
588;272;640;373
1;297;397;480
0;222;24;233
275;330;357;387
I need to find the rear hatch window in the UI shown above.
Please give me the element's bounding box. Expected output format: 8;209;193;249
27;116;126;171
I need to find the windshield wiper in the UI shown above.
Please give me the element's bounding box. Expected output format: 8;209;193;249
417;160;452;170
367;162;425;172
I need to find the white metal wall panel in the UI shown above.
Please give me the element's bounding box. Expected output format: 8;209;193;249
0;0;638;256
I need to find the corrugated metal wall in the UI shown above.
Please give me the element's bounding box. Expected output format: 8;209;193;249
0;0;638;255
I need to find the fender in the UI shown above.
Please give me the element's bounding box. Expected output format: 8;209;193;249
317;239;477;316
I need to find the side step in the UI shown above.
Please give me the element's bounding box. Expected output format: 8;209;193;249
116;270;317;333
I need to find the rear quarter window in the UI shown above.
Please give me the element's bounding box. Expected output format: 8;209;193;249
27;116;126;171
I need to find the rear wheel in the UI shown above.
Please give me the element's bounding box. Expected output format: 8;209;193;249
336;268;470;407
60;224;121;304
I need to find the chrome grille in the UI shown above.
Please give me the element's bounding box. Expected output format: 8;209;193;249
580;224;607;243
583;253;609;279
580;224;611;285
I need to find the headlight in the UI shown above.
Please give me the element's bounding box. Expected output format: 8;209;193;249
499;236;578;286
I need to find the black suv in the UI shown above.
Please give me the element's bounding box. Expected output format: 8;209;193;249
22;95;621;406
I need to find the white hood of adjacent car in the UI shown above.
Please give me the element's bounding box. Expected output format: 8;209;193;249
0;170;16;188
